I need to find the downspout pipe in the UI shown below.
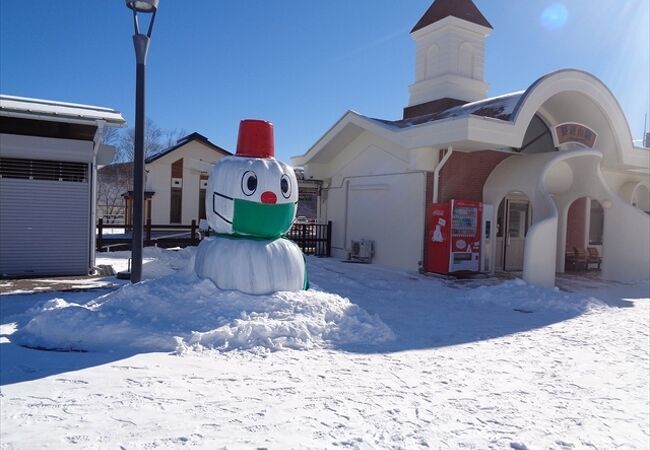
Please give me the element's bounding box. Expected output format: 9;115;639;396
433;146;453;202
89;120;106;274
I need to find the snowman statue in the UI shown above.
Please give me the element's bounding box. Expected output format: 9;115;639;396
194;119;308;295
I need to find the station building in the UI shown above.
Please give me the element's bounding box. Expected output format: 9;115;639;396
293;0;650;287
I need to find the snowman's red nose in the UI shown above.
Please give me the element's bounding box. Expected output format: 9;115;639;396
261;191;277;204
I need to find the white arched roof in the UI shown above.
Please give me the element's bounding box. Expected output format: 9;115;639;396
508;69;635;163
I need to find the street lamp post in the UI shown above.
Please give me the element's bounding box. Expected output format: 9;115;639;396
126;0;158;283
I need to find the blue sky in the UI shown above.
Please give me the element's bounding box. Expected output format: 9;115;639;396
1;0;648;162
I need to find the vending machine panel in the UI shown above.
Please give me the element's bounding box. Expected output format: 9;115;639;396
426;200;482;275
425;203;451;274
449;200;482;272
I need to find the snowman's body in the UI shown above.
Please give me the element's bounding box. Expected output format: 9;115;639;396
195;236;306;294
194;119;307;295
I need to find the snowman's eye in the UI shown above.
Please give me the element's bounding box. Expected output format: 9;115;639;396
280;174;291;199
241;171;257;196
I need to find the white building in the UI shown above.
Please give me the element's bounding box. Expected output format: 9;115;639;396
0;95;124;277
293;0;650;287
120;133;231;227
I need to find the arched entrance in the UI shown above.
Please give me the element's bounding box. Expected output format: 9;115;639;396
495;192;532;272
563;197;604;271
484;148;650;287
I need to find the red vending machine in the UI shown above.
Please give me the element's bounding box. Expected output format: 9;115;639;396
425;199;483;275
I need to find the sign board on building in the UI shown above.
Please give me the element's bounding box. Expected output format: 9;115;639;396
555;122;597;148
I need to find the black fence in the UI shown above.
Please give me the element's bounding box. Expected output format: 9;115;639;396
97;219;332;257
96;218;199;252
285;221;332;257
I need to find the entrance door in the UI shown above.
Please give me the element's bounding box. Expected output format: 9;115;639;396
504;200;530;270
496;195;531;272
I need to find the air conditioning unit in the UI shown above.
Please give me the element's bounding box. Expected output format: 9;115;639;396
171;177;183;188
350;239;374;263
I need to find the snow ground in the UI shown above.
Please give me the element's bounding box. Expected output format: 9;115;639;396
1;248;648;449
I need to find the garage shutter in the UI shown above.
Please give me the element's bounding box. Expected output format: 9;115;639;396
0;158;90;277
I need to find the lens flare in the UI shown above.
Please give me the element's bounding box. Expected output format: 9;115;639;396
541;3;569;30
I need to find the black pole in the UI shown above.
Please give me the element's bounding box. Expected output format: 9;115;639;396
131;34;150;283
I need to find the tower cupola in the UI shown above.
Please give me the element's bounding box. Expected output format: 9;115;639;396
404;0;492;119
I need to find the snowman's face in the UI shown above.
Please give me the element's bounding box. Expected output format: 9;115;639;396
206;156;299;238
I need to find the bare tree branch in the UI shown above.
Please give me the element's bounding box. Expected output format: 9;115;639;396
115;118;173;162
96;118;189;224
96;163;133;225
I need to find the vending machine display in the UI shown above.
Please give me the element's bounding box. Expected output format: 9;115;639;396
425;199;483;275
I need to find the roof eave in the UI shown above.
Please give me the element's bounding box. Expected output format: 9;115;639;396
0;109;126;127
291;111;407;166
145;135;231;164
0;95;126;126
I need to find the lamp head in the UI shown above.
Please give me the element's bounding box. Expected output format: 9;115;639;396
126;0;159;13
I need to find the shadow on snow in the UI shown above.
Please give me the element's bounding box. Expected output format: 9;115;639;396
308;259;639;354
1;259;643;386
1;289;140;386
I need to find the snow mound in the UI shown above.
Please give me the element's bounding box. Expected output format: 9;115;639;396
466;279;605;313
13;272;395;354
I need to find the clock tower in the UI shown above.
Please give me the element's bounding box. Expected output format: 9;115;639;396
404;0;493;119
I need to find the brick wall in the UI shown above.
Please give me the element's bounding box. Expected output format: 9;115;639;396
421;151;511;271
566;197;587;249
438;150;511;203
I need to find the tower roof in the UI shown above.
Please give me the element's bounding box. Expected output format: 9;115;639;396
411;0;493;33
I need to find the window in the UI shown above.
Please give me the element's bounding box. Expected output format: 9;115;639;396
458;42;474;78
508;202;529;239
589;200;603;245
519;115;556;154
170;187;182;223
0;157;87;182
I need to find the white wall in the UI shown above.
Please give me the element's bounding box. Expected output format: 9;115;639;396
0;133;93;162
317;132;427;271
633;185;650;212
604;170;650;211
146;141;227;225
409;17;490;106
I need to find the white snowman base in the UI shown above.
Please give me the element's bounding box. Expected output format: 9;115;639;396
194;236;307;295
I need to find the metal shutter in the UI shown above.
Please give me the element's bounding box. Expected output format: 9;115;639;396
0;158;90;277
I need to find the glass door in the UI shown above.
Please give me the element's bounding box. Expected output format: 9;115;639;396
504;200;530;271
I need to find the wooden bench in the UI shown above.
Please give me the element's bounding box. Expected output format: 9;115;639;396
565;247;602;271
565;249;577;271
573;247;588;271
587;247;602;270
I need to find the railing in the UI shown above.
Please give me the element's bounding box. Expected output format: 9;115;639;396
96;218;199;251
97;218;332;257
285;221;332;257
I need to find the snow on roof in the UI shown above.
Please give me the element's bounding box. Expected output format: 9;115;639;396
0;94;125;126
369;91;525;129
